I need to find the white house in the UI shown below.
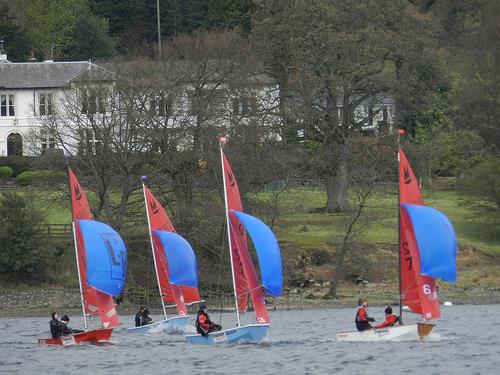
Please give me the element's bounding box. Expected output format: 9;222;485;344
0;48;101;156
0;47;394;157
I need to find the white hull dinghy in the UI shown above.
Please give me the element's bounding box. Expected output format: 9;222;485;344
336;323;434;342
186;324;269;345
335;141;457;342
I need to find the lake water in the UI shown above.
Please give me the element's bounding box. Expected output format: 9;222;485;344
0;304;499;374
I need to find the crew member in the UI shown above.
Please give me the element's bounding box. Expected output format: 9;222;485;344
60;315;83;335
50;312;63;339
355;298;375;331
135;306;145;327
141;308;152;326
196;305;222;336
374;307;399;329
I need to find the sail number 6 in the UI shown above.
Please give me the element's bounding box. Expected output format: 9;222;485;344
422;284;432;295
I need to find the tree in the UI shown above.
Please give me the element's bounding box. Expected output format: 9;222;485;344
0;0;31;61
66;6;117;61
453;1;500;153
31;62;163;230
253;0;438;212
327;136;394;297
457;157;500;212
0;192;51;279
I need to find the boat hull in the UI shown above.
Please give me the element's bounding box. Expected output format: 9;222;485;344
126;315;189;334
185;324;269;345
336;323;434;342
38;328;113;346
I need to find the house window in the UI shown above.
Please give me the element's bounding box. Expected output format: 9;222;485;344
233;95;258;116
149;98;171;116
39;93;54;116
40;132;57;150
1;94;15;117
382;106;388;123
81;90;105;115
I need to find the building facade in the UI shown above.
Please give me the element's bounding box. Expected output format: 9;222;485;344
0;52;100;156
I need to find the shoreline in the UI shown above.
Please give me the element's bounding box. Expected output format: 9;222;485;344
1;285;500;318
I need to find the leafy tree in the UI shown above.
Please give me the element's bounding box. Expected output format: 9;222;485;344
453;1;500;153
0;0;31;61
21;0;82;59
457;156;500;212
0;192;51;279
253;0;444;212
66;6;117;61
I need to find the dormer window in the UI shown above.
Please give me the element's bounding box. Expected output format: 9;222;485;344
0;94;14;117
39;93;54;116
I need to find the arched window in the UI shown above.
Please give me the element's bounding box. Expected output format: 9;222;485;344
7;133;23;156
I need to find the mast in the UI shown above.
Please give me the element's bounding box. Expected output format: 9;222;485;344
220;139;241;327
67;167;88;331
142;182;168;320
397;130;403;324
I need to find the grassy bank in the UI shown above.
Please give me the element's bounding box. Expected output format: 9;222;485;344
1;185;499;310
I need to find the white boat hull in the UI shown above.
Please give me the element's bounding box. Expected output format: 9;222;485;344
185;324;269;345
126;315;189;334
336;323;434;342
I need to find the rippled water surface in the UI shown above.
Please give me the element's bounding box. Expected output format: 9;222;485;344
1;304;499;374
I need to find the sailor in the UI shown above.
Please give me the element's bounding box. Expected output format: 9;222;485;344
135;306;145;327
374;307;399;329
60;315;84;335
195;305;222;336
355;298;375;331
50;312;64;339
141;308;153;326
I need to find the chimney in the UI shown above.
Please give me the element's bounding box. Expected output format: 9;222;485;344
0;40;7;62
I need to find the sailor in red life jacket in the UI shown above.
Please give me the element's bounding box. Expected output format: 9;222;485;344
195;305;222;337
374;307;400;329
355;298;375;331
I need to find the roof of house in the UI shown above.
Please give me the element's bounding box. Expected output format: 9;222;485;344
0;61;106;89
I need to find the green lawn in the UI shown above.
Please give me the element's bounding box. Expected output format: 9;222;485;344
4;185;499;256
271;188;500;256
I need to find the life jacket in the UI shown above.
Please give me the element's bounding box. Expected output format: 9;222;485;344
355;306;368;323
375;314;399;329
196;313;210;334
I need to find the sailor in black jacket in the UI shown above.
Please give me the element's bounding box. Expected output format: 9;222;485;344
50;312;63;339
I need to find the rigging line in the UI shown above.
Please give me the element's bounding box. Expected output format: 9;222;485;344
216;222;226;325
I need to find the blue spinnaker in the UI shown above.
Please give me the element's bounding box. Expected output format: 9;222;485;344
400;204;457;282
77;220;127;297
230;210;282;297
152;230;198;289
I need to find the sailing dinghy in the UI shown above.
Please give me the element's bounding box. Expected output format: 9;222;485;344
186;138;283;345
38;167;127;345
127;183;200;334
336;144;457;342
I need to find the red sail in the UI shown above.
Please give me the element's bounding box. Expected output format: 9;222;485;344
143;186;200;314
68;167;119;328
398;148;440;320
222;150;269;323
